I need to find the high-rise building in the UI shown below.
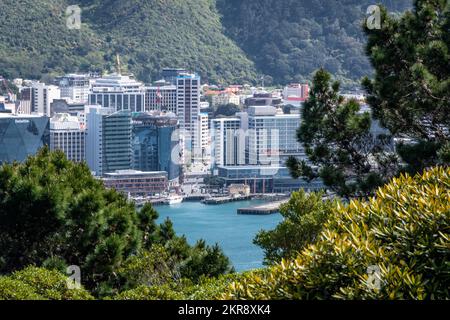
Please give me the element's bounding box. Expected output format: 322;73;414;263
31;82;61;116
176;73;201;164
211;117;245;167
145;81;177;113
18;87;32;114
247;106;305;166
192;113;210;164
0;113;49;165
132;112;181;182
89;74;146;112
85;106;132;176
56;74;91;103
50;113;85;162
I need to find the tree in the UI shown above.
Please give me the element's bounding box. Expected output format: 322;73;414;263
0;148;149;293
286;69;397;198
254;190;336;265
214;103;241;117
224;166;450;300
0;148;232;296
362;0;450;173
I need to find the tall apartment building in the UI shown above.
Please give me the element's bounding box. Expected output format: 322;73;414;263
18;87;32;114
192;112;210;164
50;113;85;162
176;73;201;164
89;74;146;112
85;106;132;176
31;82;61;116
132;112;181;182
56;74;91;103
211;117;245;167
145;82;177;113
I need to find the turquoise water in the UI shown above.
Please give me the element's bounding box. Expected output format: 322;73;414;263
156;200;283;271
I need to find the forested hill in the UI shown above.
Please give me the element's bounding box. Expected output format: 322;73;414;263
217;0;412;86
0;0;411;86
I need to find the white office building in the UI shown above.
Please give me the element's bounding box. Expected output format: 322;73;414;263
57;74;91;103
89;74;146;112
145;82;177;113
31;82;61;116
193;112;210;164
211;117;246;167
176;73;201;164
50;113;85;162
247;106;305;166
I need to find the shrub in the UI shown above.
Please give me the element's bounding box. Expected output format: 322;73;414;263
254;190;336;264
0;267;93;300
112;274;244;300
224;167;450;300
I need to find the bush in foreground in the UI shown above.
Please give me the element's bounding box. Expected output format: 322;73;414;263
224;167;450;300
0;267;93;300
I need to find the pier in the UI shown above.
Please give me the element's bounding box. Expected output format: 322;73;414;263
202;195;252;205
237;200;287;215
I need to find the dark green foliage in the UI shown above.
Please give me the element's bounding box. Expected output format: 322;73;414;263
254;190;336;265
0;0;412;85
0;148;144;292
363;0;450;171
214;104;241;117
0;0;256;84
287;69;398;197
178;240;235;281
217;0;411;86
0;148;233;297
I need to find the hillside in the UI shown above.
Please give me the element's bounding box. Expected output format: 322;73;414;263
0;0;257;84
0;0;411;86
217;0;412;86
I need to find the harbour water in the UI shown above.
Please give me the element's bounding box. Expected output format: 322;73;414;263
156;200;283;271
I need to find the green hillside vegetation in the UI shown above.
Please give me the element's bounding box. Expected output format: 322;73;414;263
0;0;256;84
217;0;411;86
0;0;411;85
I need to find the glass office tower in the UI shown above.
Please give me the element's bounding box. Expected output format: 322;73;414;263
132;112;180;181
0;114;50;164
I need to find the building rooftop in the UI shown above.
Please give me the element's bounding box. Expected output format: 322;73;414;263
103;170;168;178
0;113;46;119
